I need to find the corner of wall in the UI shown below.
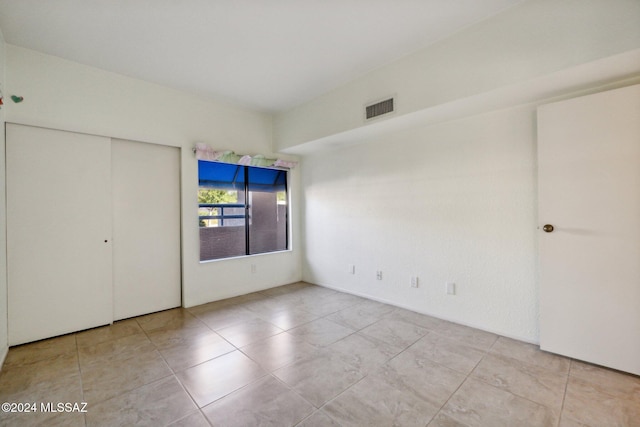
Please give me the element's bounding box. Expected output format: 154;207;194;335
0;26;8;368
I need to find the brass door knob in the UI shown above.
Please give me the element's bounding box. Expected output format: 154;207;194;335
542;224;554;233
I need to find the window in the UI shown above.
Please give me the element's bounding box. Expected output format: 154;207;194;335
198;160;288;261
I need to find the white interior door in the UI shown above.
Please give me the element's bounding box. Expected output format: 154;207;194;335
112;139;181;320
6;124;113;345
537;84;640;375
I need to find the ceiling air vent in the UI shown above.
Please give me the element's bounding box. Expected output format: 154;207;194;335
365;97;394;120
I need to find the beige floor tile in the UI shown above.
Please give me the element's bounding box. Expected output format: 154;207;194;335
326;304;392;331
220;291;269;306
157;330;235;372
288;318;355;347
3;334;77;368
427;412;469;427
187;293;266;315
350;300;398;323
1;385;84;413
145;321;213;350
81;349;172;404
388;308;444;330
324;374;440;427
375;348;466;407
322;291;367;305
557;416;591;427
268;292;316;308
242;298;291;317
78;333;156;368
136;308;207;334
10;283;637;427
569;360;640;398
176;350;266;407
289;285;337;300
350;298;397;315
168;411;211;427
1;410;86;427
328;332;403;374
471;353;567;414
217;317;283;347
562;375;640;427
287;290;335;308
302;293;365;316
259;307;320;330
0;352;85;427
273;350;365;407
76;319;144;348
0;352;82;402
359;317;428;348
141;310;214;352
86;376;196;427
187;299;238;315
240;332;319;372
440;378;557;427
433;321;498;351
296;410;342;427
202;375;314;427
274;294;310;311
259;282;313;297
408;332;486;375
193;305;259;331
490;336;570;375
297;301;345;317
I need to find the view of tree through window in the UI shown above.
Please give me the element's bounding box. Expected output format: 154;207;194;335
198;189;238;227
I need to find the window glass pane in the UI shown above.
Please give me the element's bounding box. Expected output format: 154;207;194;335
248;168;288;255
246;168;286;192
198;186;246;261
198;161;288;261
198;189;240;227
198;161;244;190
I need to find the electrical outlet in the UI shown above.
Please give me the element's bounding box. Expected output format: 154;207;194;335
411;276;419;288
446;282;456;295
251;264;256;274
376;270;383;280
348;264;355;274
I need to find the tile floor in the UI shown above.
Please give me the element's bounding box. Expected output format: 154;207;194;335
1;282;639;426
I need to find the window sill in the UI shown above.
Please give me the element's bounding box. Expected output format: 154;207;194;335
198;248;293;264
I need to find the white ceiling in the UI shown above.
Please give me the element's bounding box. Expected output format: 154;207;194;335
0;0;524;113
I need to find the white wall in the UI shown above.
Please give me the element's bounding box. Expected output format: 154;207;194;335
279;0;640;345
0;30;7;365
275;0;640;151
3;0;640;349
301;104;540;341
5;45;301;309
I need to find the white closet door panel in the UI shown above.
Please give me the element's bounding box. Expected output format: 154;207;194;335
538;84;640;375
112;139;181;320
7;124;113;345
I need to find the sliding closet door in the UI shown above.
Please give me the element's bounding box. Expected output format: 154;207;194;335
112;139;181;320
6;124;113;345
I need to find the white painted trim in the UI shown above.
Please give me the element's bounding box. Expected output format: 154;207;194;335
0;346;7;371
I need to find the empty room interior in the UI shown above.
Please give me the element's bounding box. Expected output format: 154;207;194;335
0;0;639;426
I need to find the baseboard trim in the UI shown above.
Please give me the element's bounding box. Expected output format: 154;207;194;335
307;280;539;346
0;345;8;371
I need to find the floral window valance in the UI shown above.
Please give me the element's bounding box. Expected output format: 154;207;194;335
194;143;297;169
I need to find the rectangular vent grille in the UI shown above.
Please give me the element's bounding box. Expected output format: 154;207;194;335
366;98;394;120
